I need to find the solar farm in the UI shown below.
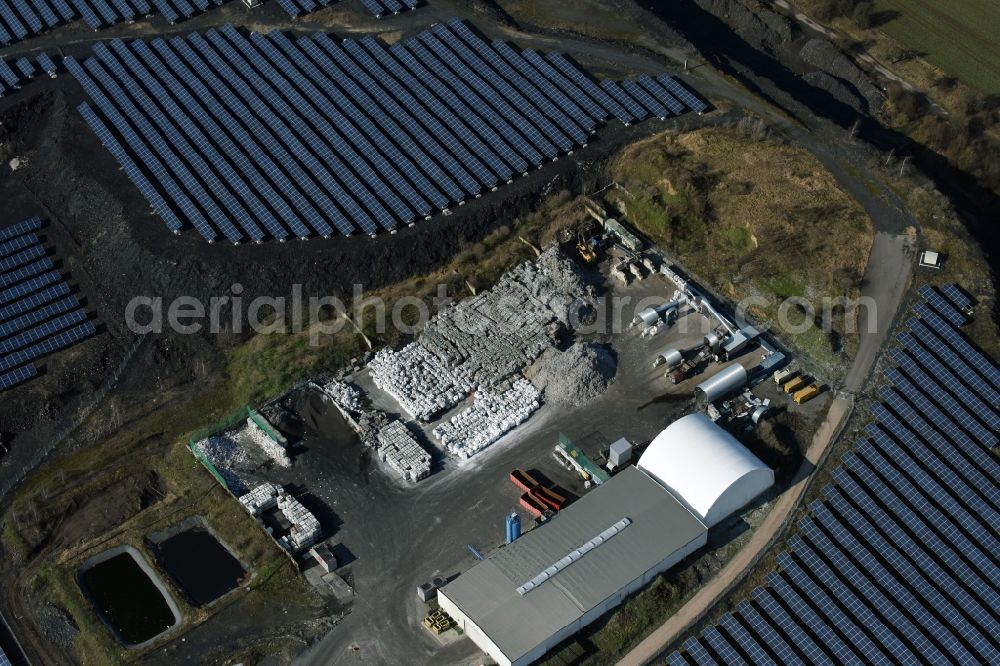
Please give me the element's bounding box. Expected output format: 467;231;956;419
668;284;1000;665
0;218;97;392
68;19;706;244
278;0;416;19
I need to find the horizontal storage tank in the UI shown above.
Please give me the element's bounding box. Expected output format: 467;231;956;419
695;364;747;403
654;348;684;370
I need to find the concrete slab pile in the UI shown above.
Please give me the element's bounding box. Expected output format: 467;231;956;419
245;418;292;468
195;434;260;494
238;482;282;515
321;379;365;412
375;421;432;481
278;492;323;550
433;379;542;458
368;342;474;421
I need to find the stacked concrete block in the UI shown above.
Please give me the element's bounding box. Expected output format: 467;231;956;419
433;379;542;458
368;342;473;421
321;379;365;412
245;418;292;468
376;421;432;482
238;482;282;515
278;492;322;550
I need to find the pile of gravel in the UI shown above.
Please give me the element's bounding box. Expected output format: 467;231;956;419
528;342;617;407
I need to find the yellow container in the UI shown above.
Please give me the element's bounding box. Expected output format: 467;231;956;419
784;376;807;394
794;385;820;404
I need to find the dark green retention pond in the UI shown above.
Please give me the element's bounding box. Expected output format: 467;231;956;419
79;551;178;645
157;528;245;606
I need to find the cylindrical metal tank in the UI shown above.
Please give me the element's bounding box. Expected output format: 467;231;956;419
696;363;748;403
505;512;521;544
655;348;684;370
751;404;769;424
704;331;722;351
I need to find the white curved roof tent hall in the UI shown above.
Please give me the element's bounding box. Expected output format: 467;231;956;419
638;413;774;526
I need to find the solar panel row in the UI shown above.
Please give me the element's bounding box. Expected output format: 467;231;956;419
0;0;221;49
73;23;707;243
0;51;58;97
668;284;1000;665
0;220;96;392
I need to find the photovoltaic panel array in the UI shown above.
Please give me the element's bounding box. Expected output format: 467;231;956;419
0;52;60;97
0;218;97;392
0;0;223;48
70;20;708;244
666;283;1000;665
277;0;414;19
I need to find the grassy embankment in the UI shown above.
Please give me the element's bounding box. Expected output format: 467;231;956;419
0;193;590;663
605;126;875;373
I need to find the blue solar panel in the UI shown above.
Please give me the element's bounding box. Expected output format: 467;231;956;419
390;40;525;178
0;243;46;273
77;103;184;233
735;600;803;665
622;78;668;119
36;52;58;75
828;471;1000;615
359;0;384;17
910;315;1000;406
637;75;686;115
333;36;484;196
799;519;954;663
97;39;275;243
447;20;588;146
142;38;334;238
0;59;19;88
897;332;999;430
0;282;70;323
600;79;647;123
65;57;219;242
84;56;245;244
856;435;998;561
415;32;546;167
0;217;42;242
492;40;596;132
876;390;1000;510
0;233;41;262
0;295;80;339
914;306;1000;391
90;44;257;244
0;4;29;39
546;51;632;122
657;74;708;113
361;36;511;184
888;350;997;447
0;363;37;390
433;23;572;155
716;613;779;666
164;36;361;236
30;0;60;28
919;285;967;326
940;283;972;311
0;320;96;372
201;29;405;229
751;587;828;664
262;30;449;212
763;575;845;663
681;636;719;666
0;257;55;289
784;543;907;661
523;49;606;122
811;501;998;660
0;308;86;354
15;56;34;78
11;0;43;33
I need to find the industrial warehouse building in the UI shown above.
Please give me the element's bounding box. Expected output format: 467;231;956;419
438;416;774;666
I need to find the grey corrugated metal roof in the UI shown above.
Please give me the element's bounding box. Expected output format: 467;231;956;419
440;466;707;663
